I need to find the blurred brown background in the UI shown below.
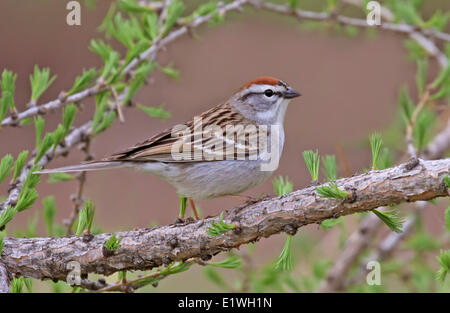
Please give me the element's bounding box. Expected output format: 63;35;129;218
1;0;449;292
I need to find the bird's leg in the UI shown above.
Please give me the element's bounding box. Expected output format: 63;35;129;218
189;198;200;220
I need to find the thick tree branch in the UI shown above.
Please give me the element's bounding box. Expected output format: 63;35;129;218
1;158;449;282
318;116;450;292
0;262;10;293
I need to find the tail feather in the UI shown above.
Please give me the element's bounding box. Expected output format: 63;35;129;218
34;161;126;174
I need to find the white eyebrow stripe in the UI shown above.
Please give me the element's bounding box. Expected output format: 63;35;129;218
246;84;284;94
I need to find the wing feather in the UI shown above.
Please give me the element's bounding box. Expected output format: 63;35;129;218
104;103;264;163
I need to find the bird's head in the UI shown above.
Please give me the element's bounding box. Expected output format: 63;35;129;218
230;76;301;125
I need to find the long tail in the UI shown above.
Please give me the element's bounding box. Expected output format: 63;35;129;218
34;161;126;174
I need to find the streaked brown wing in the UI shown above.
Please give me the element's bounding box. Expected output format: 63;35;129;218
103;125;179;162
103;102;262;163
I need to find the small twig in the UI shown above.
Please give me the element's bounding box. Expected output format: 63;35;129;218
109;87;125;123
252;0;449;69
64;138;92;235
423;119;450;160
1;86;104;128
240;250;254;293
341;0;448;68
0;122;92;215
137;1;164;12
0;0;249;129
158;0;172;26
405;84;433;158
95;259;197;293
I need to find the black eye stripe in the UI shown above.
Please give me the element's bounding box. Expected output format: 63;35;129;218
268;91;282;97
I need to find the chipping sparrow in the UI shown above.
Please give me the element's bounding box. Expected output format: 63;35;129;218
37;76;301;219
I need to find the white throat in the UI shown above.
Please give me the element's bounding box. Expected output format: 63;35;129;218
255;98;290;125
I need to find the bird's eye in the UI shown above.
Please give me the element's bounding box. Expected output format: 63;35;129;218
264;89;274;97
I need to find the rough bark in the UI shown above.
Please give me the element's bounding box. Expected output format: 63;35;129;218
0;262;10;293
1;158;449;282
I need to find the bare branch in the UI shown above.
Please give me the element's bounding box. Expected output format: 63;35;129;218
343;202;424;289
0;0;249;128
95;258;199;293
318;213;382;292
342;0;448;68
123;0;248;73
1;86;102;128
253;0;449;69
1;158;448;282
0;122;92;215
423;119;450;160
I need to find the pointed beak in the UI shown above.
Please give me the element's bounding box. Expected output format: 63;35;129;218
283;87;301;99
